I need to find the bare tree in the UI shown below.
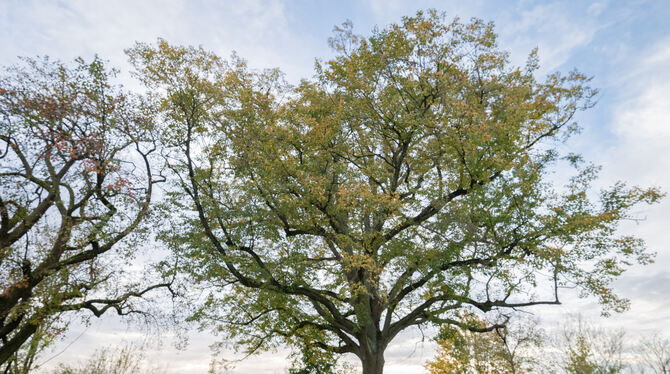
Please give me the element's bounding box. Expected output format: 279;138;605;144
639;333;670;374
50;343;167;374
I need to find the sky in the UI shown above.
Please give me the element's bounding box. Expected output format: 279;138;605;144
1;0;670;373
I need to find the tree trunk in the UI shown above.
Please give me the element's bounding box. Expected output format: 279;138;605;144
361;350;385;374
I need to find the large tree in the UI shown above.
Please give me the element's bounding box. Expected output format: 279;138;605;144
130;11;661;374
0;56;171;369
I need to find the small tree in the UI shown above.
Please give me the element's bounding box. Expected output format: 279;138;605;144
0;57;171;369
425;314;542;374
426;315;506;374
51;343;166;374
559;317;627;374
129;10;661;374
565;336;599;374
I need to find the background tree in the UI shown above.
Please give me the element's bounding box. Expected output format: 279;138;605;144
558;317;627;374
130;10;661;374
426;314;505;374
0;56;171;370
494;317;543;373
639;334;670;374
426;315;670;374
50;343;166;374
564;335;600;374
425;314;542;374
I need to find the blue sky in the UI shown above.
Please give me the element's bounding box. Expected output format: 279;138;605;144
2;1;670;373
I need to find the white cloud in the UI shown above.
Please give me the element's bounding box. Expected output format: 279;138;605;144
588;0;610;16
499;2;606;72
609;39;670;146
0;0;315;84
601;36;670;241
592;36;670;338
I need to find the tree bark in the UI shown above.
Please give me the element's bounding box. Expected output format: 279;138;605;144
0;323;37;364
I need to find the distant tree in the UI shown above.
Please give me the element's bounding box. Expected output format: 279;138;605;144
494;317;543;373
559;317;627;374
426;314;506;374
50;343;166;374
564;335;600;374
129;10;661;374
639;334;670;374
425;314;542;374
0;56;172;369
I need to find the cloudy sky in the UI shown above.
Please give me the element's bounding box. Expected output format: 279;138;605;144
2;0;670;373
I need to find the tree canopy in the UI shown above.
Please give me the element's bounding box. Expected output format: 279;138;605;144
126;10;657;374
0;56;171;370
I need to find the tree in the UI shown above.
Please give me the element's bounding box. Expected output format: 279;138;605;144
565;335;600;374
559;317;627;374
494;317;543;373
129;10;661;374
425;314;542;374
0;56;171;369
50;343;167;374
639;334;670;374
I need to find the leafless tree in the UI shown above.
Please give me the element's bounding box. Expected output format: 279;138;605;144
639;333;670;374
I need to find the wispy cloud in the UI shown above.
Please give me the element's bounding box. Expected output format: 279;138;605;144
499;2;607;72
0;0;315;83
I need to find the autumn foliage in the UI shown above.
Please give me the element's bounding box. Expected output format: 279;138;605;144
127;10;660;374
0;10;663;374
